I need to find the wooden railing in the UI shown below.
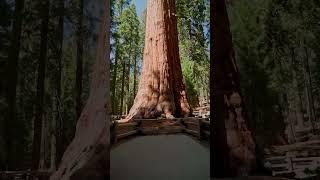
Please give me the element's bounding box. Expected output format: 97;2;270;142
0;170;51;180
266;155;320;179
111;118;210;144
111;121;139;143
265;140;320;178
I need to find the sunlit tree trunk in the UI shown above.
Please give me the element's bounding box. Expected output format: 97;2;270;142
211;0;256;177
50;0;110;178
124;0;191;121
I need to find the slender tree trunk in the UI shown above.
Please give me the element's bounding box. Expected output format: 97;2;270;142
126;40;133;114
133;54;137;98
290;48;304;129
50;0;110;178
303;46;316;133
132;52;138;108
4;0;24;170
75;0;84;119
111;41;119;114
211;0;256;177
120;58;125;114
32;0;50;170
126;56;131;114
124;0;191;121
50;97;57;170
39;113;47;170
55;0;65;167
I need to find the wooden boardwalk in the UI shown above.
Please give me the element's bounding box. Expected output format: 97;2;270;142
110;118;211;179
111;117;211;145
110;134;210;180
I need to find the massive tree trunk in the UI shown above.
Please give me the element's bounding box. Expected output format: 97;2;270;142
75;0;84;119
50;0;110;179
211;0;256;177
4;0;24;169
32;0;50;170
123;0;191;121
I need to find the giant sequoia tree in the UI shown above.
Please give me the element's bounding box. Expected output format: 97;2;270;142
123;0;191;121
211;0;256;177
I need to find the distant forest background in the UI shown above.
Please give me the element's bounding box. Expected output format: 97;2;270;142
0;0;319;172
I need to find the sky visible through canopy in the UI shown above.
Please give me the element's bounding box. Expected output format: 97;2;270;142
134;0;147;19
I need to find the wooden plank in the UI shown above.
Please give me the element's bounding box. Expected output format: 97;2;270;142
117;130;138;139
117;122;138;127
265;156;287;161
158;126;183;134
183;121;198;125
185;129;198;136
116;127;137;134
272;170;292;176
271;164;289;168
139;126;183;135
273;140;320;152
134;118;178;122
292;156;320;161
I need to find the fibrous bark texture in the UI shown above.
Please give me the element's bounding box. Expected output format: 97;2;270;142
211;0;256;177
50;1;110;179
124;0;191;121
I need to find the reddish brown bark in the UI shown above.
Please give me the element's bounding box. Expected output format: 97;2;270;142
211;0;256;177
50;1;110;179
123;0;191;121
